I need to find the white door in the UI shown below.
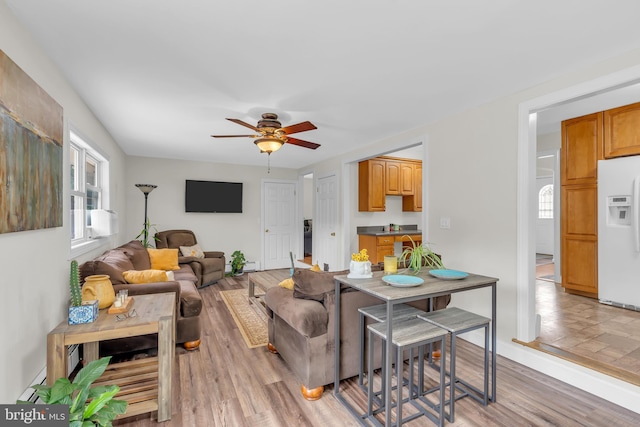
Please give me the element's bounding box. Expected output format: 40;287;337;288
316;174;338;270
263;181;297;270
536;177;554;255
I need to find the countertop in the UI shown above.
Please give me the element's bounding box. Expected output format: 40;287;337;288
356;225;422;236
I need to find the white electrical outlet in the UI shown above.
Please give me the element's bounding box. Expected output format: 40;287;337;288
440;216;451;229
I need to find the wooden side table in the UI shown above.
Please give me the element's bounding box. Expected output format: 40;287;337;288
47;293;176;421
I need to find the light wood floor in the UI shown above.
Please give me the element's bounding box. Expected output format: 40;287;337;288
533;261;640;385
113;274;640;426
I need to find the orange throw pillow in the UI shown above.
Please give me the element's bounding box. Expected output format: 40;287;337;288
147;248;181;271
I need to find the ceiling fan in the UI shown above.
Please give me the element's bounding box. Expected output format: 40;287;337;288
211;113;321;154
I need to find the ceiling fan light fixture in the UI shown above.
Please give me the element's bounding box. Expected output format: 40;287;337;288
254;136;284;154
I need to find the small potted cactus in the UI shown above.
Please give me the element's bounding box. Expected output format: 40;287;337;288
68;260;98;325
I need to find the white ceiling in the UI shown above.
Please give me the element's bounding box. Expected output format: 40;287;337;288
6;0;640;168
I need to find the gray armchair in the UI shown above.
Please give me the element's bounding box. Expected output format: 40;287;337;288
155;229;225;288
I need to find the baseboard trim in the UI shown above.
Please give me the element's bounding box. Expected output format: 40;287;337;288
513;339;640;388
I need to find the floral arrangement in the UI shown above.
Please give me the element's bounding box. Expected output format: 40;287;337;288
351;249;369;262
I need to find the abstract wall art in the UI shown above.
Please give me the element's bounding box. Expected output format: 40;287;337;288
0;49;63;234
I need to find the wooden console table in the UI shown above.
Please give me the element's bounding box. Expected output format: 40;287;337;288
47;293;176;421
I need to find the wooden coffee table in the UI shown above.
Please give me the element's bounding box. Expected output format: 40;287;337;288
248;269;291;312
47;293;176;421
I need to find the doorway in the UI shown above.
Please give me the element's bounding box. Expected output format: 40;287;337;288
262;179;298;270
316;173;339;270
517;67;640;398
535;150;559;283
302;173;313;265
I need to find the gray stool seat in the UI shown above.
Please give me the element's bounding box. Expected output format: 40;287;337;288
368;318;448;427
418;307;491;422
358;304;426;388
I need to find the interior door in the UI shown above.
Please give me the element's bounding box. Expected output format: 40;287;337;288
263;180;297;270
316;174;338;270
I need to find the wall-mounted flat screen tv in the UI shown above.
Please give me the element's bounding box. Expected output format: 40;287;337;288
185;180;243;213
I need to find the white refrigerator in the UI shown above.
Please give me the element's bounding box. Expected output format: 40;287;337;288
598;156;640;310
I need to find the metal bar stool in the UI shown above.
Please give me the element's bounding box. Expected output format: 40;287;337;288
418;307;490;422
358;304;427;390
368;318;448;427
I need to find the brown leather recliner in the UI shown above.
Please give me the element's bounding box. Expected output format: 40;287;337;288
155;229;225;288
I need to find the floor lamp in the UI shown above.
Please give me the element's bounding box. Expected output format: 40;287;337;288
135;184;157;247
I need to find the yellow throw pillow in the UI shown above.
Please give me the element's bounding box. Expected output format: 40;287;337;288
310;263;321;272
278;277;294;290
123;269;169;284
147;248;181;271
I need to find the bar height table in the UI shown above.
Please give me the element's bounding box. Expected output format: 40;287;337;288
334;270;498;426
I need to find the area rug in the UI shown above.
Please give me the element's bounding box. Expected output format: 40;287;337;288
220;289;268;348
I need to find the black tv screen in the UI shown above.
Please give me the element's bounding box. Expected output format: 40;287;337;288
185;180;243;213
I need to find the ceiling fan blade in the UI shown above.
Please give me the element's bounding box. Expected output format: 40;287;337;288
227;118;259;131
211;134;256;138
280;121;317;135
286;137;321;150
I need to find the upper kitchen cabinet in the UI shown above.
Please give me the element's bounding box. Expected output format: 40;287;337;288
359;156;422;212
385;160;401;195
604;101;640;158
402;163;422;212
359;158;386;211
384;158;415;196
561;112;603;186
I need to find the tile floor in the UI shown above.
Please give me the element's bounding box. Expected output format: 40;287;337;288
535;262;640;381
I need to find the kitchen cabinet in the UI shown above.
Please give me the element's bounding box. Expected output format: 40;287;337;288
385;159;415;196
402;163;422;212
561;112;602;186
398;234;422;253
359;235;394;264
385;160;401;195
359;156;421;212
358;159;386;211
358;233;422;264
561;112;602;297
400;162;415;195
604;101;640;158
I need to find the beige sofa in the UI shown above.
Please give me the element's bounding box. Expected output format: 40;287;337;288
264;268;450;400
79;240;203;355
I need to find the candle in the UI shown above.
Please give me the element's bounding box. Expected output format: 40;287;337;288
113;300;122;308
384;256;398;274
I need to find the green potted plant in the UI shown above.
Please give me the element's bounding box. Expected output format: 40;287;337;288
230;250;246;276
18;356;127;426
399;235;444;274
135;218;159;248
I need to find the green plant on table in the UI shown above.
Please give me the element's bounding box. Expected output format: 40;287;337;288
399;235;445;274
18;356;127;426
70;259;82;307
230;250;246;276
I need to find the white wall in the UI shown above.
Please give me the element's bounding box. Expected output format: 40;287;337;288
0;3;128;403
124;156;299;266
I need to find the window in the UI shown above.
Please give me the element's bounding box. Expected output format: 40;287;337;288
70;131;108;249
538;184;553;219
